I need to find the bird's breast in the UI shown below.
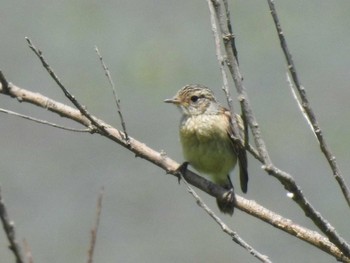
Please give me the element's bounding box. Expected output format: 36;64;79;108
179;114;237;184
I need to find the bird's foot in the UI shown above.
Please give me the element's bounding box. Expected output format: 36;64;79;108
216;188;236;215
174;162;189;184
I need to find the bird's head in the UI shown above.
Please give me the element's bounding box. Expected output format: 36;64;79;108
164;84;219;116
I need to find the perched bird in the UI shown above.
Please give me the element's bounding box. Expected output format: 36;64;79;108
164;84;248;215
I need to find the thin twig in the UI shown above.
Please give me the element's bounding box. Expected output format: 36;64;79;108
95;47;129;143
209;0;271;164
3;36;350;260
221;0;250;149
222;0;239;63
286;74;314;135
0;108;91;132
181;176;272;263
207;0;350;258
266;0;350;208
207;0;241;141
25;37;106;136
0;186;25;263
87;187;104;263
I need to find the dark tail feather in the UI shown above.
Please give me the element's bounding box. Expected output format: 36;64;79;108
238;147;248;193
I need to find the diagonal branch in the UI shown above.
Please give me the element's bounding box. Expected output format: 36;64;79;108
182;176;272;263
25;37;105;137
266;0;350;208
1;80;349;262
207;0;350;259
207;0;241;142
95;47;129;143
237;195;349;262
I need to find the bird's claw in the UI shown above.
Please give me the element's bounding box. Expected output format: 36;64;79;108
174;162;189;184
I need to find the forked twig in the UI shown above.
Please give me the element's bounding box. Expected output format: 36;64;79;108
95;47;129;143
207;0;350;259
206;0;241;141
0;27;347;262
25;37;105;135
267;0;350;208
1;80;349;261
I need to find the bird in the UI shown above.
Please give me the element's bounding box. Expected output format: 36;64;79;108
164;84;248;215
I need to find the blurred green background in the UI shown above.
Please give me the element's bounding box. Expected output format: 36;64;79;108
1;1;350;262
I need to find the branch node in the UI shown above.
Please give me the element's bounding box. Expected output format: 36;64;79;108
223;33;234;43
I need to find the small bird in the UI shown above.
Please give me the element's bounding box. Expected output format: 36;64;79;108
164;84;248;215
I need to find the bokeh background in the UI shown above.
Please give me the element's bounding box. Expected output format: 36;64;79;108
1;1;350;262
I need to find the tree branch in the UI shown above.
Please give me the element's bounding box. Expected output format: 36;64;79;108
1;78;348;261
207;0;350;259
207;0;242;143
182;177;272;263
0;108;91;132
0;4;348;259
266;0;350;208
95;47;129;143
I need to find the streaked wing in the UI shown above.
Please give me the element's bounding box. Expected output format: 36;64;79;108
224;109;249;193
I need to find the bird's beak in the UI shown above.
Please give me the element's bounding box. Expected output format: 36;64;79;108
164;97;180;105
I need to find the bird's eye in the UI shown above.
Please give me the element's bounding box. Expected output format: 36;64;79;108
190;95;199;102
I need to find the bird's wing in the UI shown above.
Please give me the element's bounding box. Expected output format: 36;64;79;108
224;109;249;193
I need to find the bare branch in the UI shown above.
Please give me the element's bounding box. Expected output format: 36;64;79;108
236;195;349;263
0;3;347;262
0;108;91;132
207;0;241;142
95;47;129;143
266;0;350;208
286;74;314;134
0;186;25;263
25;37;103;135
1;81;349;261
222;0;239;62
221;0;250;150
87;187;104;263
182;177;272;263
207;0;350;259
208;0;269;163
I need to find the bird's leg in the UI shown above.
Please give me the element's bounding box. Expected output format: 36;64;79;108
216;176;236;215
174;162;189;184
224;176;235;205
216;185;236;215
226;174;234;189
